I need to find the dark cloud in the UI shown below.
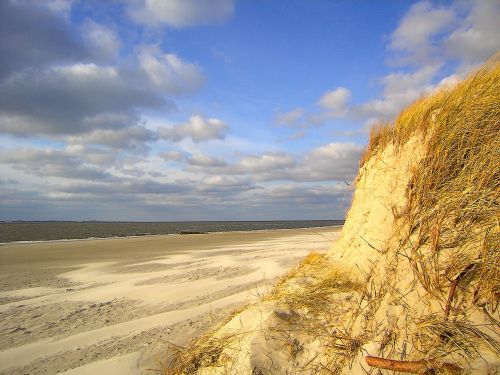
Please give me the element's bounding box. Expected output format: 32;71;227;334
59;179;189;195
67;126;158;150
0;0;85;80
0;64;169;136
187;153;227;167
0;148;113;181
0;151;352;220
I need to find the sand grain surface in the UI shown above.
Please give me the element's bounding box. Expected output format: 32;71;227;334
0;227;340;374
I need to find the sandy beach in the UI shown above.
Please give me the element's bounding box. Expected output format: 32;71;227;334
0;227;340;375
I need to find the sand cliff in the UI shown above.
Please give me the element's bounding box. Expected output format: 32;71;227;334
169;57;499;374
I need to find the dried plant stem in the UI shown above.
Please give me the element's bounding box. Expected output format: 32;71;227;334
444;263;476;319
365;356;461;374
444;278;458;319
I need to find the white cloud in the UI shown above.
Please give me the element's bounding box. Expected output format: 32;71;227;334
356;64;439;121
275;107;305;127
139;45;205;94
317;87;351;116
181;143;361;183
160;151;184;161
201;175;251;188
158;115;229;143
0;148;112;180
274;88;351;135
68;126;157;150
187;153;227;167
53;63;118;79
435;73;461;89
389;0;499;70
128;0;234;28
231;152;295;174
295;142;362;181
356;0;498;127
82;20;121;62
390;1;455;65
444;0;500;69
285;0;498;135
65;144;117;165
20;0;75;17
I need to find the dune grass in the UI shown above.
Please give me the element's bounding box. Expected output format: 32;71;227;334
163;56;499;374
360;54;500;372
359;54;499;308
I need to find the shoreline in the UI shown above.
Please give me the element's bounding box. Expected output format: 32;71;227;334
0;224;343;246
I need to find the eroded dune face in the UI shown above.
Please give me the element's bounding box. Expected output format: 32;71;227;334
170;58;499;375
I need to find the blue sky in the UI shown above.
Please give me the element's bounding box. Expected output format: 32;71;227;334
0;0;498;221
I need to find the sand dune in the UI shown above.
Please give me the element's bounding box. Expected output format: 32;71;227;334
0;227;340;374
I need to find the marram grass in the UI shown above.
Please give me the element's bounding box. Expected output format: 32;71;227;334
163;55;500;374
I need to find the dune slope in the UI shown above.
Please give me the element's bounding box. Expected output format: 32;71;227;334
167;56;499;374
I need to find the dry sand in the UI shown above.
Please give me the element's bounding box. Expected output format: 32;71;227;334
0;227;340;375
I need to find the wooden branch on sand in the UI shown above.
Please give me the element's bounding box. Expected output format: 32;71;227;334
365;356;462;374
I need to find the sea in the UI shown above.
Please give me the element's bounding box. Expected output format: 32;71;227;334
0;220;344;243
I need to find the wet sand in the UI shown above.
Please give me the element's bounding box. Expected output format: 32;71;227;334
0;227;341;374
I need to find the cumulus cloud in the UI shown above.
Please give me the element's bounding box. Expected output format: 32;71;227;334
160;151;184;161
294;142;362;182
274;108;328;137
317;87;351;116
185;151;294;177
158;115;229;143
64;144;118;165
138;45;205;94
278;1;499;136
444;0;500;68
356;64;439;121
0;148;112;181
82;20;121;62
0;0;84;79
199;175;254;193
182;143;361;183
128;0;235;28
61;179;188;195
9;0;497;221
43;0;74;16
390;1;455;65
0;0;360;221
187;153;227;167
234;153;296;174
68;126;158;150
275;108;305;127
262;183;348;205
0;63;168;136
276;88;351;135
344;0;498;130
0;5;204;149
389;0;499;70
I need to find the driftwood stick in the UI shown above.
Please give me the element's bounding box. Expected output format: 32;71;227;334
365;356;430;373
366;356;462;374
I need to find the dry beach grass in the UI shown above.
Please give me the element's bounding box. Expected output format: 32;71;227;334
167;56;500;374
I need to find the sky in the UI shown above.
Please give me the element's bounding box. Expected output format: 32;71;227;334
0;0;499;221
